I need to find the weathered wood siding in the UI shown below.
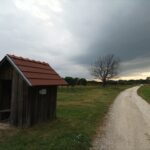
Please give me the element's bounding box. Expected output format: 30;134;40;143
0;61;13;80
0;60;58;127
10;70;29;127
28;86;57;125
10;69;57;127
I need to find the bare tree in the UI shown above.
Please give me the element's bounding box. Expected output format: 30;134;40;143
91;54;120;86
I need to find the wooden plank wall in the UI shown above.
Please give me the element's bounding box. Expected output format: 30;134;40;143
10;70;20;126
1;60;58;127
0;62;13;80
10;70;29;127
10;69;57;127
29;86;57;125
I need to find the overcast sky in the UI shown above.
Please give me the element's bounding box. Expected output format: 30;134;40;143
0;0;150;80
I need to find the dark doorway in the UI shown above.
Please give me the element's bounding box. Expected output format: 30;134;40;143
0;80;12;121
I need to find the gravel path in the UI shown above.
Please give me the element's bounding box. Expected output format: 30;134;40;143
91;86;150;150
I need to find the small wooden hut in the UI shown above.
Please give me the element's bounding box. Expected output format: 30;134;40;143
0;54;67;127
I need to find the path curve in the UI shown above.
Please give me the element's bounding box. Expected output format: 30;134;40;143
91;86;150;150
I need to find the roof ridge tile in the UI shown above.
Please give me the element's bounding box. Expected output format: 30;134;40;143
8;54;48;65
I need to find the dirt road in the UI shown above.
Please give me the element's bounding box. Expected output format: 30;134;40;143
91;86;150;150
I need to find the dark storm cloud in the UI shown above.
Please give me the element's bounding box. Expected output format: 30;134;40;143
62;0;150;76
0;0;150;79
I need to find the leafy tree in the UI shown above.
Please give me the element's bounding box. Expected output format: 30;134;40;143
64;77;87;86
64;77;74;86
79;78;87;86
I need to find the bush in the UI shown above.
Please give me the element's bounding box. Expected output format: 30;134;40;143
64;77;87;86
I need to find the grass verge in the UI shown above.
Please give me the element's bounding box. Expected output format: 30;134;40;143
0;85;130;150
138;85;150;103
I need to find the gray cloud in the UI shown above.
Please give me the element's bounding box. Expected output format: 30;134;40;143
63;1;150;60
0;0;150;79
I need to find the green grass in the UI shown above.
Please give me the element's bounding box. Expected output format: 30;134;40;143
138;85;150;103
0;85;131;150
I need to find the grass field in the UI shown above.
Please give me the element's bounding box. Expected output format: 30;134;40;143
0;85;130;150
138;85;150;103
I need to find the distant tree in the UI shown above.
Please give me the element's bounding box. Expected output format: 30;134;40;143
74;78;80;85
64;77;87;86
64;77;74;86
146;77;150;80
145;77;150;84
79;78;87;86
90;54;120;86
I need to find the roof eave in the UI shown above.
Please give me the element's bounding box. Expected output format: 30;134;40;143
32;82;68;87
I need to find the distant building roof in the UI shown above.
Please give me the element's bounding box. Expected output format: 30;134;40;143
0;54;67;86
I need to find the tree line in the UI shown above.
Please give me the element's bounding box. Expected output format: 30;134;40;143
64;77;87;86
64;54;150;87
64;77;150;87
64;54;122;87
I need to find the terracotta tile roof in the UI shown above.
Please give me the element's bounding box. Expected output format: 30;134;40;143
6;54;67;86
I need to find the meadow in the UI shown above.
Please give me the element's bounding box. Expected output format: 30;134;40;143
0;85;130;150
138;85;150;103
